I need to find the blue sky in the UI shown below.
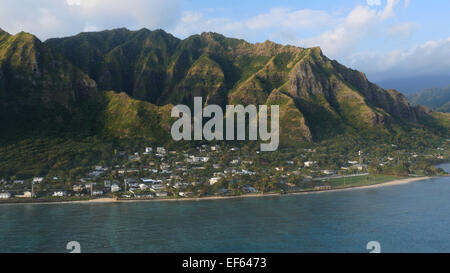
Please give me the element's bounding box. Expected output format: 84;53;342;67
1;0;449;82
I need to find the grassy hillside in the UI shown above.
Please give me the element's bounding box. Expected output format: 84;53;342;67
0;27;448;156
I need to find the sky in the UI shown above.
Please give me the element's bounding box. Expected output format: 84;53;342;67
0;0;450;83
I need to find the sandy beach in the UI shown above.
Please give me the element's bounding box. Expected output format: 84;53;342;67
0;176;434;205
79;176;432;204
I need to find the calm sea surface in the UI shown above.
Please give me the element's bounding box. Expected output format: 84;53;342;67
1;163;449;253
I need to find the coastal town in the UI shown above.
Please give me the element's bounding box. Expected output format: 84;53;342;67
0;140;448;203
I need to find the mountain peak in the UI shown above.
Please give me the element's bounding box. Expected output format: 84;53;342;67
0;27;8;35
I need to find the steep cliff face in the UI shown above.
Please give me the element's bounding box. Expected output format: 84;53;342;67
1;28;447;142
0;30;97;131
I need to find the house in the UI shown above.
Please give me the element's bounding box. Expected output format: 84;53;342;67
139;184;149;190
286;160;295;165
211;145;219;151
304;161;316;167
156;147;166;154
53;191;66;197
94;166;108;171
92;190;104;196
88;170;104;177
128;153;141;161
186;155;199;163
136;193;154;199
160;163;171;170
209;177;221;185
352;164;365;171
104;180;112;188
230;159;240;165
241;169;256;175
16;191;32;198
348;161;359;165
111;184;121;193
13;180;24;185
151;184;164;190
179;192;193;197
243;186;256;193
145;147;153;153
199;157;209;162
0;192;12;199
73;185;83;192
141;178;158;184
155;191;168;197
125;178;138;187
314;186;332;190
32;177;44;183
321;170;336;175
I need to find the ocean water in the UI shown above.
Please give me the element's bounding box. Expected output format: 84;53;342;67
0;163;449;253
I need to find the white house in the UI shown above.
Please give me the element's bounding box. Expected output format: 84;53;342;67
156;147;166;154
92;190;103;196
187;155;199;163
16;191;32;198
32;177;44;183
209;177;221;185
243;186;256;193
52;191;66;197
111;184;121;192
145;147;153;153
230;159;240;165
321;170;336;175
155;191;168;197
199;157;209;162
211;146;219;151
0;192;12;199
304;161;316;167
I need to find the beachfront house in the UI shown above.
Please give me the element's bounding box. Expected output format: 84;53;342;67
155;191;168;197
0;192;12;199
52;191;66;197
16;191;32;198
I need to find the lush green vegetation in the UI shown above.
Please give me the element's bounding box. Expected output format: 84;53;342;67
407;86;450;113
0;27;449;200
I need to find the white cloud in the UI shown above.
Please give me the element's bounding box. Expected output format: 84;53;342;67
66;0;81;6
367;0;381;6
349;37;450;79
386;22;416;40
0;0;180;40
379;0;400;20
245;8;334;30
297;0;402;58
404;0;411;8
171;7;336;43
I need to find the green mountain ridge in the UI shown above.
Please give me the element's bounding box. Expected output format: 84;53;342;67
0;27;449;145
407;86;450;113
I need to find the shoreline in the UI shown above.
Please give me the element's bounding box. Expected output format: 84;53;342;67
0;176;434;205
